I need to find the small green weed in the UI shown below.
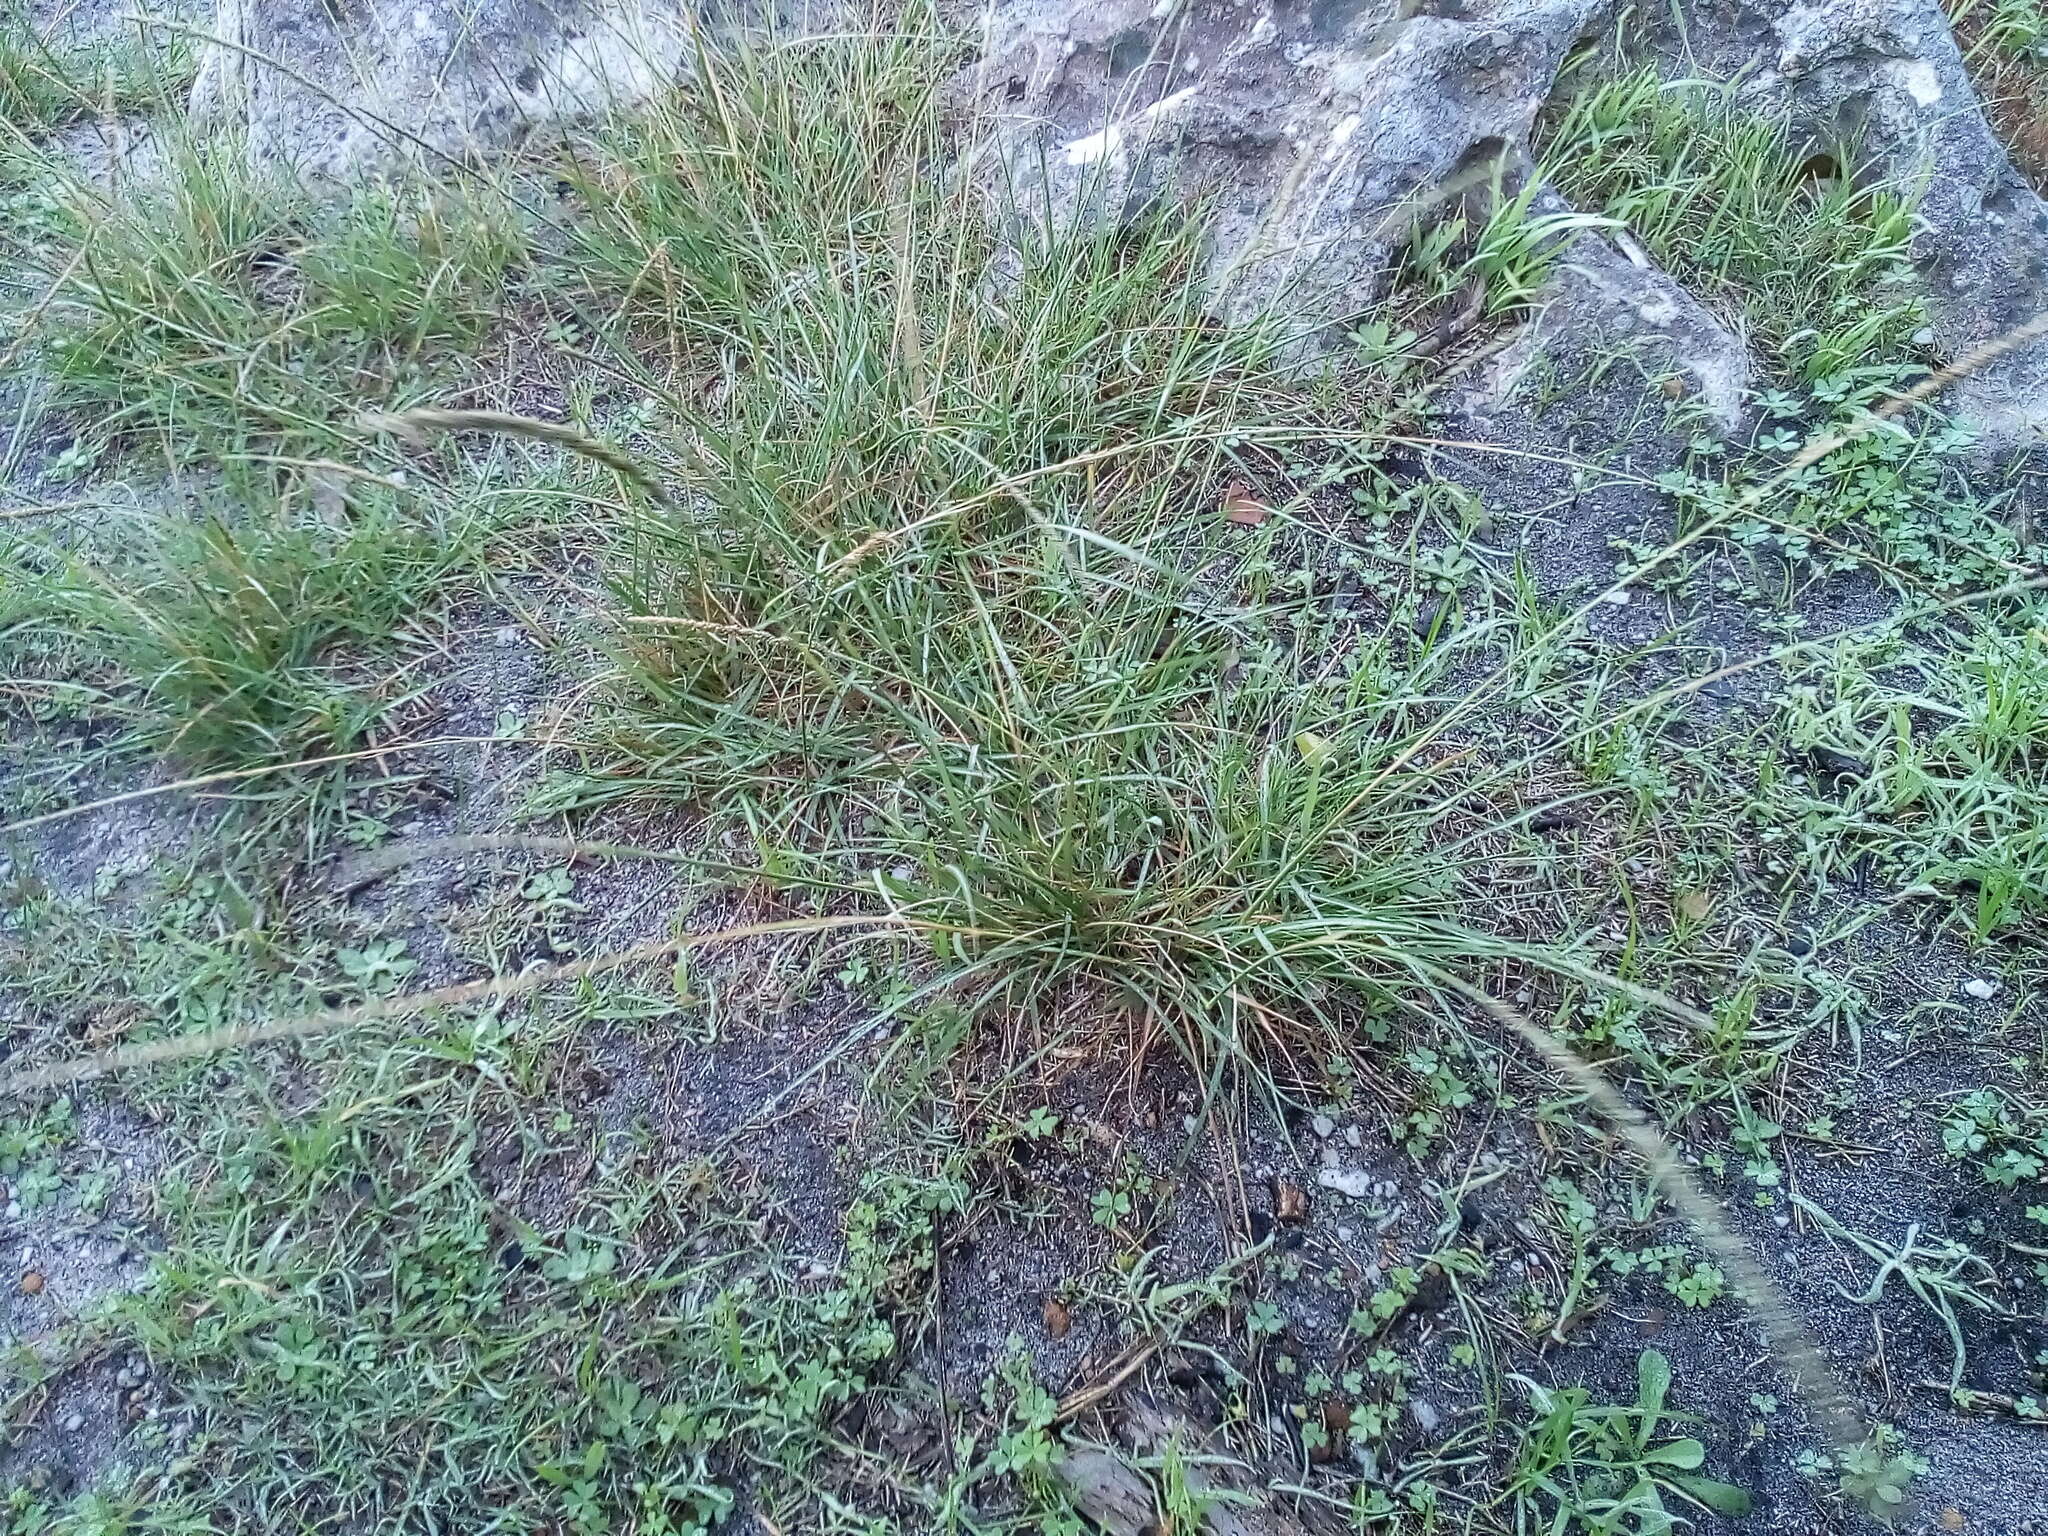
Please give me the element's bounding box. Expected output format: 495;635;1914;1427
1506;1349;1752;1534
1761;611;2048;938
1657;388;2012;594
1943;1086;2048;1191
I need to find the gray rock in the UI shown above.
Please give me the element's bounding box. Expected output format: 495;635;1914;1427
1477;207;1752;429
1724;0;2048;440
1317;1165;1373;1198
975;0;1608;344
190;0;698;179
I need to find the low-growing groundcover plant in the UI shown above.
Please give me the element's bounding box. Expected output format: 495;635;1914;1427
3;14;2044;1536
1507;1350;1751;1533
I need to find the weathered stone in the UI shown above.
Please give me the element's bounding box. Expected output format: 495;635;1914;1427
1720;0;2048;440
189;0;695;179
1479;197;1752;429
973;0;1609;345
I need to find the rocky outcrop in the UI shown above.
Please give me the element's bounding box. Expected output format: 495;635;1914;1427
971;0;1754;424
972;0;1602;336
154;0;2048;442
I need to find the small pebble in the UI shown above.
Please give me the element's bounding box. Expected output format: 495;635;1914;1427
1310;1114;1336;1138
1317;1166;1374;1199
61;1413;83;1434
20;1271;44;1295
4;1200;18;1219
1962;978;1998;1001
1600;588;1632;607
1343;1125;1362;1148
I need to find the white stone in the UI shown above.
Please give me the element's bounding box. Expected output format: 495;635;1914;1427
1317;1166;1374;1199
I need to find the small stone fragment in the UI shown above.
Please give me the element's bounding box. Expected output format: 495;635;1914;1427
1317;1167;1374;1199
1310;1114;1336;1138
19;1271;43;1296
1962;978;1998;1000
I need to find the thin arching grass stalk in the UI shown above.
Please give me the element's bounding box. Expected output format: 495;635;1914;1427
358;408;673;505
0;912;921;1097
1450;984;1875;1469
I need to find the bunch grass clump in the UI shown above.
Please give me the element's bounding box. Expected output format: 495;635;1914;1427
545;25;1575;1074
24;145;529;465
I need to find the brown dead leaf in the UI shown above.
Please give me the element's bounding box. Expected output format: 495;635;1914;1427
1222;481;1270;526
1274;1177;1309;1224
19;1271;43;1295
1673;889;1713;923
1043;1296;1070;1339
1940;1510;1966;1533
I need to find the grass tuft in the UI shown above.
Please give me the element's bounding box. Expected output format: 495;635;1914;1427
1543;68;1923;383
0;12;192;138
18;486;484;767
